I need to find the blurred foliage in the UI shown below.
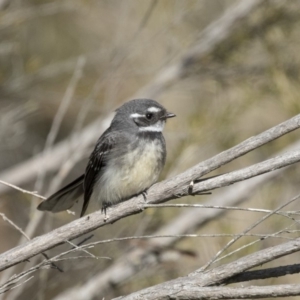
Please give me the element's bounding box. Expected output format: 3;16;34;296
1;0;300;299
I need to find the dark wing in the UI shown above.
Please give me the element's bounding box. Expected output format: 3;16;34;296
37;174;84;212
81;131;132;217
80;135;113;217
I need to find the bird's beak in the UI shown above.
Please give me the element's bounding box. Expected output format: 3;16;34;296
165;112;176;119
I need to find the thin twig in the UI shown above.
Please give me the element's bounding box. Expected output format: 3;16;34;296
0;180;45;200
65;240;97;259
215;223;297;265
63;233;296;249
0;212;63;275
0;247;111;294
0;213;30;240
144;203;300;216
199;194;300;271
0;276;34;295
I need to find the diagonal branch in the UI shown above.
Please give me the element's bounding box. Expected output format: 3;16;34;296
0;113;300;272
150;113;300;202
53;138;300;300
114;284;300;300
116;233;300;299
226;263;300;284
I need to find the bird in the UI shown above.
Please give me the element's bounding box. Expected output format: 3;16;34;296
37;99;175;217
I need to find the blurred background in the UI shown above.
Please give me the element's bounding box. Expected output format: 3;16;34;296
1;0;300;299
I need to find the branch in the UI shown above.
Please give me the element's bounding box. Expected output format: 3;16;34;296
226;263;300;284
0;114;300;272
116;234;300;299
190;150;300;195
53;183;300;299
115;284;300;300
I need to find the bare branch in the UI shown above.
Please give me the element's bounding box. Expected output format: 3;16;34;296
1;1;298;296
115;232;300;299
190;150;300;196
0;113;299;272
1;229;294;296
114;284;300;299
227;263;300;284
51;140;300;300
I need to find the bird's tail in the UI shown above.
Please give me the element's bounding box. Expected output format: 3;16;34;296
37;175;84;213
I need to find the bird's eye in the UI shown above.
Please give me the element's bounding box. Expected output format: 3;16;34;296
146;112;153;120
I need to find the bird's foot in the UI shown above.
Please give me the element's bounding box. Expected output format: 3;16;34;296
101;205;110;222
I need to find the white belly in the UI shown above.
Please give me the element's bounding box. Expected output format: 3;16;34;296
92;139;164;206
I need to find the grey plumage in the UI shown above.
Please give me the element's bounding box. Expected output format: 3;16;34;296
37;99;175;217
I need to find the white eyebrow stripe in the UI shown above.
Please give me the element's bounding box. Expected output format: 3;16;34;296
130;113;144;118
147;107;161;113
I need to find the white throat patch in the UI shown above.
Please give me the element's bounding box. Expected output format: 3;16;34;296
139;120;165;132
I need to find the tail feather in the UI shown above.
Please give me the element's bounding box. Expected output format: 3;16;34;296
37;175;84;213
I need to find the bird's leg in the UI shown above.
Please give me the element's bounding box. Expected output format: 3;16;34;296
101;204;109;222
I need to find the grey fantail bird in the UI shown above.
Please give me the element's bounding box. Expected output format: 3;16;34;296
37;99;175;217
